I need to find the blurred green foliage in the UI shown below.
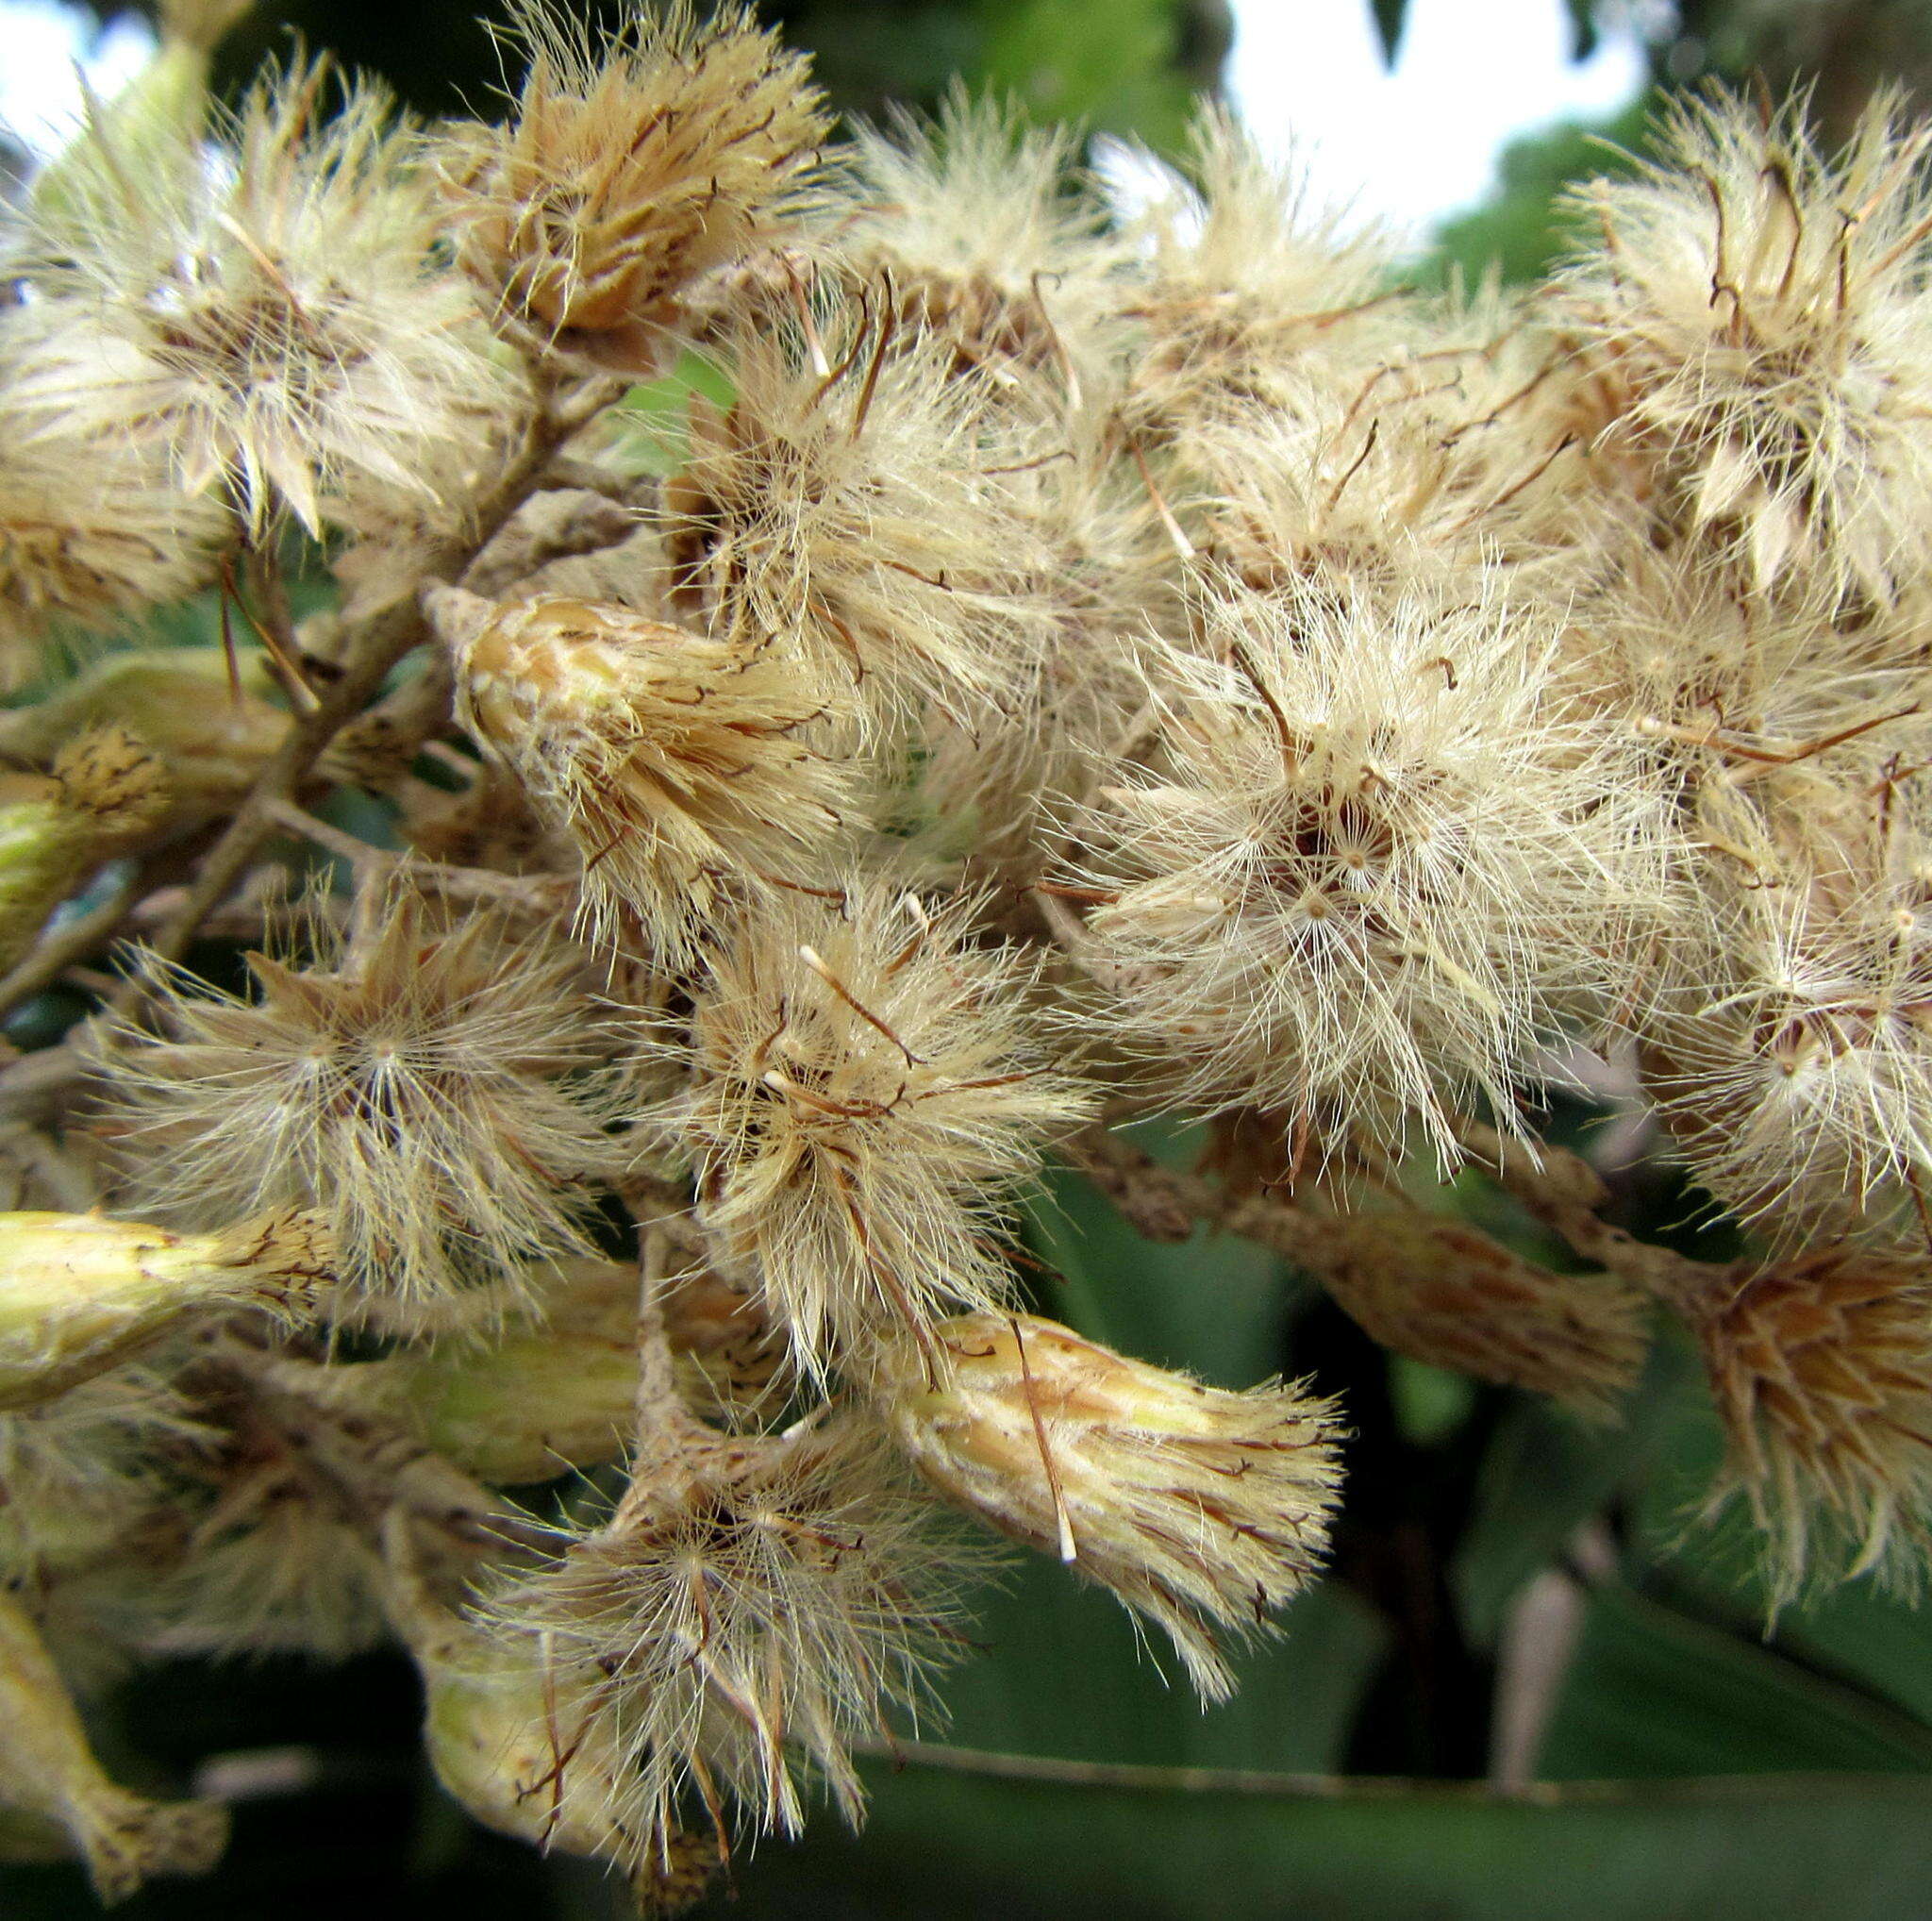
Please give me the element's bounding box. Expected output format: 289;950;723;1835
79;0;1230;150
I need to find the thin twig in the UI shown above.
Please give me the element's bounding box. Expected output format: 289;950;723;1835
1452;1118;1720;1311
264;798;572;910
846;1736;1932;1807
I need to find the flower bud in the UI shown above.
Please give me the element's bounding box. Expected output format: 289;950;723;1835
382;1518;647;1876
394;1324;639;1484
877;1312;1342;1700
0;1588;228;1901
0;652;284;824
0;1209;331;1411
0;727;169;968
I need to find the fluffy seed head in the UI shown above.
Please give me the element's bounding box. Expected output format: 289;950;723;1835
482;1416;987;1862
667;884;1091;1379
439;586;851;967
1120;107;1400;439
0;358;225;680
1644;748;1932;1242
877;1311;1342;1701
96;884;623;1325
825;91;1131;390
440;0;827;360
1557;90;1932;598
14;61;517;535
658;291;1058;731
1076;578;1663;1159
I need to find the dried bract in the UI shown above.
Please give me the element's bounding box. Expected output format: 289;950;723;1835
877;1311;1342;1701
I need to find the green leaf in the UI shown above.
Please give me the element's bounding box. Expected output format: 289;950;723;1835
1024;1152;1293;1387
1453;1326;1707;1645
732;1761;1932;1921
1540;1583;1932;1779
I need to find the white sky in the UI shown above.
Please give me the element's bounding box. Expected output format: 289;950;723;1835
0;0;152;160
0;0;1647;240
1230;0;1647;241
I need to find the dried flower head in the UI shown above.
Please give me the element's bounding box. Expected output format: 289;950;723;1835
1694;1245;1932;1603
826;91;1130;390
0;1364;203;1584
0;361;225;681
658;291;1058;731
440;1;825;365
1643;746;1932;1241
1120;108;1400;438
97;884;623;1323
1075;577;1662;1159
877;1311;1341;1700
0;649;286;826
15;60;516;535
666;883;1091;1378
1298;1201;1651;1418
1557;90;1932;597
150;1473;389;1662
438;585;852;966
483;1414;987;1863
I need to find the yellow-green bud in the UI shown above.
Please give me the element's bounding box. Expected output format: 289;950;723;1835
381;1519;649;1879
0;654;283;825
876;1311;1343;1701
0;1588;228;1901
0;727;169;968
0;1209;332;1411
396;1325;639;1483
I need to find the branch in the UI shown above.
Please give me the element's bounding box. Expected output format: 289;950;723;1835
1452;1118;1720;1311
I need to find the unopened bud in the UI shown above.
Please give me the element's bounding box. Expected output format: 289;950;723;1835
0;653;283;822
0;1209;332;1411
0;727;169;967
382;1515;651;1880
0;1588;228;1901
877;1312;1342;1701
395;1323;638;1484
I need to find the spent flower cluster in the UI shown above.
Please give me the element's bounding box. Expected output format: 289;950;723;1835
5;5;1932;1904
